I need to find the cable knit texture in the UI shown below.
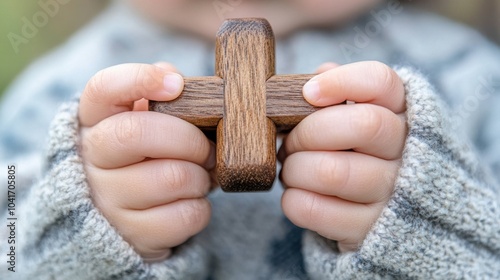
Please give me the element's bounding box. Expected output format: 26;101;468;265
303;68;500;279
1;2;500;279
14;101;209;280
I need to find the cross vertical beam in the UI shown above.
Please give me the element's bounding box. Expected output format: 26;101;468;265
215;19;276;192
150;18;320;192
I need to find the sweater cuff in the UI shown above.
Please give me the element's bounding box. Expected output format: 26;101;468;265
16;99;209;279
302;67;500;279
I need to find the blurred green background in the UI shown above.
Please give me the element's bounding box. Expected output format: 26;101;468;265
0;0;109;97
0;0;499;98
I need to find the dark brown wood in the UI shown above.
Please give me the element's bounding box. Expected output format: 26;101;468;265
149;18;322;192
149;77;223;128
266;74;320;130
215;18;276;192
150;74;320;130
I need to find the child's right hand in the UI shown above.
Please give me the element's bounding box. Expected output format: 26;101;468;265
78;63;216;262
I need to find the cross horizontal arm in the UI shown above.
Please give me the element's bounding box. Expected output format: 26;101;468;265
149;76;224;128
266;74;319;130
148;18;325;192
149;74;320;130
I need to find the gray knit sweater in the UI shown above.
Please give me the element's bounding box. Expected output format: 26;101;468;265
1;2;500;279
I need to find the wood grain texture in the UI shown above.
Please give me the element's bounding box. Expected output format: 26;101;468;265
149;77;224;129
149;77;224;128
149;18;326;192
266;74;320;130
216;18;276;192
149;74;320;131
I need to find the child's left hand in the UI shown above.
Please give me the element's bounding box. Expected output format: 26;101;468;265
279;61;407;253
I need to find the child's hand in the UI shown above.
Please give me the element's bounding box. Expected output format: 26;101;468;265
280;61;406;253
79;63;215;262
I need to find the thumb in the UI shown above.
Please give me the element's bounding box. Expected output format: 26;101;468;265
154;62;182;75
79;63;184;127
133;62;183;112
315;62;340;74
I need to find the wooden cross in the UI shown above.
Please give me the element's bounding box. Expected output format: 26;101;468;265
150;18;320;192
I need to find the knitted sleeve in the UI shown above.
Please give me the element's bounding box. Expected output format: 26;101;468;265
1;99;209;279
302;68;500;279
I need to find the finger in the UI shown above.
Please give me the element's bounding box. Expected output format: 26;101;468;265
101;198;211;260
80;63;184;127
282;188;384;248
315;62;340;74
303;61;405;113
284;104;407;160
86;159;212;210
281;151;399;203
81;111;216;169
132;62;183;112
154;62;181;74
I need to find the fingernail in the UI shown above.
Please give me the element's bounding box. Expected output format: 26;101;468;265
303;80;320;103
163;73;183;96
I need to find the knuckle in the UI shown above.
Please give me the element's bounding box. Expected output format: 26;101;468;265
352;106;384;142
85;123;108;151
317;154;348;189
134;64;162;93
178;199;210;230
114;114;143;147
370;61;401;95
162;163;191;191
302;192;321;226
191;133;209;162
291;123;315;152
378;160;400;200
134;64;149;92
84;69;107;104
